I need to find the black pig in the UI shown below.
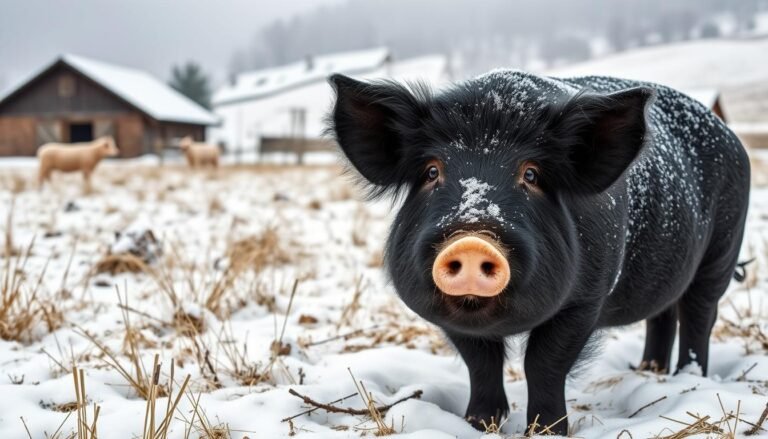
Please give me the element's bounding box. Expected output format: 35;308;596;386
327;69;750;435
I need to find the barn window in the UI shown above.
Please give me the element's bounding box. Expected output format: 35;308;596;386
58;75;76;98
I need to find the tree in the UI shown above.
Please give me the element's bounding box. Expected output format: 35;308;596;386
700;21;721;38
169;61;212;109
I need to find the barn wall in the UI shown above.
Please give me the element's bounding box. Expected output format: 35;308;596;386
115;114;145;158
0;65;133;116
0;117;37;155
0;114;147;157
146;122;206;152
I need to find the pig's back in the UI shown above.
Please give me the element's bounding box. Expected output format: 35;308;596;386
558;75;750;325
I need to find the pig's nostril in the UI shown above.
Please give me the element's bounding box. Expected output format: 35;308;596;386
481;261;495;276
448;260;462;275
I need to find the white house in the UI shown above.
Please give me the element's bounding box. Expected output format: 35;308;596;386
209;47;451;159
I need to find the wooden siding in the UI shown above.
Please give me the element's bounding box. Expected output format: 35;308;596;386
0;117;36;156
116;114;145;158
0;64;133;116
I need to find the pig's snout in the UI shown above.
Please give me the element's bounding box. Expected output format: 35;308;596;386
432;235;510;298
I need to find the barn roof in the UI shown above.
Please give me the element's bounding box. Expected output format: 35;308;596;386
0;54;219;126
213;47;391;106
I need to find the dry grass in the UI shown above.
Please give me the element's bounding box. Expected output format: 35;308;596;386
347;368;396;436
72;367;101;439
177;391;233;439
1;173;28;194
652;394;756;438
225;226;291;273
351;206;370;247
1;238;64;343
3;198;18;258
76;289;168;400
214;327;271;386
141;358;191;439
208;197;225;215
172;309;206;337
93;253;148;275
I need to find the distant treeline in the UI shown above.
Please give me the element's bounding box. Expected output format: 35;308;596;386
228;0;767;77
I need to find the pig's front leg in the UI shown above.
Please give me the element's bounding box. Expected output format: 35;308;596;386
524;310;596;436
446;332;508;430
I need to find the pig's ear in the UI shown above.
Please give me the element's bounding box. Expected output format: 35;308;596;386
553;87;655;194
328;74;427;193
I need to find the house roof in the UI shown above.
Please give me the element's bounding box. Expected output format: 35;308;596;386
213;47;391;106
0;54;219;125
208;53;451;140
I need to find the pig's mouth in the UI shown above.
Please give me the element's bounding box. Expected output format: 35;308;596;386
441;294;498;315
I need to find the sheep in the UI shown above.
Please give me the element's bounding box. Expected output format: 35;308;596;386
37;136;119;188
179;136;220;167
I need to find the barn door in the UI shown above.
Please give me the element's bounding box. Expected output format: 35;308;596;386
36;120;62;146
94;120;115;138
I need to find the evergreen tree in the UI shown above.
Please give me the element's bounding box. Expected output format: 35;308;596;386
169;61;211;109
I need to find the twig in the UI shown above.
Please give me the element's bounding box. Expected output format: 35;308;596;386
736;362;758;382
746;403;768;435
117;303;170;326
285;388;422;416
304;326;376;347
281;392;359;422
628;395;667;418
20;417;32;439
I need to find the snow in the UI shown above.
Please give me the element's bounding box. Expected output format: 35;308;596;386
213;47;391;106
0;161;767;438
683;88;720;110
0;54;219;126
456;178;501;225
545;38;768;91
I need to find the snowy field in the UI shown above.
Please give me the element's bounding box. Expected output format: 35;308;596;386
1;158;768;439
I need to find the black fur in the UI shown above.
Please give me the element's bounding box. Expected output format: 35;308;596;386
327;70;750;435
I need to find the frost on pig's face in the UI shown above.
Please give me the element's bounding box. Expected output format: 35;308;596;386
328;72;652;336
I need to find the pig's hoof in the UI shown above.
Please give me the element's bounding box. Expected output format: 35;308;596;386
631;360;667;374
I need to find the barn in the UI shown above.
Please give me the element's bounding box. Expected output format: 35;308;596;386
0;54;218;157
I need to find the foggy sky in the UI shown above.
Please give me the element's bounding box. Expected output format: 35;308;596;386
0;0;343;91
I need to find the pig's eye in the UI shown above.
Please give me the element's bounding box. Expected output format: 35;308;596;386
523;168;538;185
427;165;440;181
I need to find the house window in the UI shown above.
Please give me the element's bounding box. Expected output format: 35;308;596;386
59;75;76;98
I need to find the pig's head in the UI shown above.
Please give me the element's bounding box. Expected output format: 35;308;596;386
328;71;653;336
179;136;193;151
98;136;119;157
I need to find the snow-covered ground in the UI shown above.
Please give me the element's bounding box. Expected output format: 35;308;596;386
0;160;767;438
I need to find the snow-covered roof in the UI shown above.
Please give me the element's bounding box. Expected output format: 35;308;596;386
208;53;450;142
388;55;450;84
546;38;768;91
0;54;219;125
682;88;721;109
213;47;391;106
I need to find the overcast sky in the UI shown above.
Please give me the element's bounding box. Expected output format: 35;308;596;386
0;0;343;91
